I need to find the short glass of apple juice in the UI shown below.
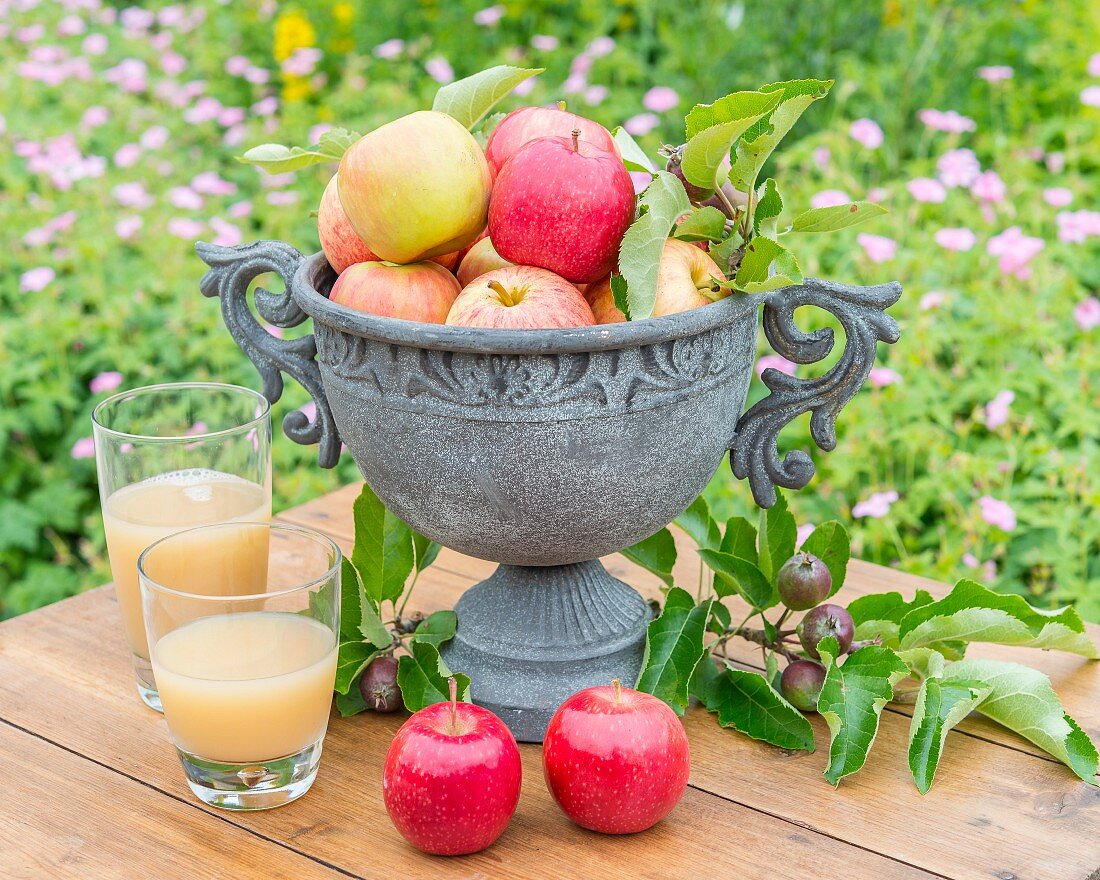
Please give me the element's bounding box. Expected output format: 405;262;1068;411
138;522;341;810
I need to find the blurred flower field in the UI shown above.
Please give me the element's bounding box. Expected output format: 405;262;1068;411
2;0;1098;618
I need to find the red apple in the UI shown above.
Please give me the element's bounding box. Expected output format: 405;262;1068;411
330;260;460;323
431;250;462;272
485;104;618;179
651;238;728;317
456;236;513;287
542;680;690;834
317;175;377;273
489;132;635;284
583;275;626;324
383;679;522;856
447;266;595;329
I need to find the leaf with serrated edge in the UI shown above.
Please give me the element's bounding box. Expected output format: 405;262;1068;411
721;516;758;564
753;178;783;238
316;127;360;158
898;579;1097;657
676;495;721;549
609;274;630;320
612;126;657;173
352;483;414;608
848;589;935;647
621;526;677;586
800;521;850;597
237;144;334;174
729;79;833;191
791;202;888;234
681;90;782;189
691;659;814;751
396;641;471;712
637;588;711;714
358;593;392;648
945;658;1099;785
432;65;543;129
411;530;440;572
757;490;797;588
410;610;458;647
733;236;803;293
334;641;385;695
698;549;771;609
335;687;368;717
339;557;366;641
618;171;691;320
675;206;727;243
817;637;909;786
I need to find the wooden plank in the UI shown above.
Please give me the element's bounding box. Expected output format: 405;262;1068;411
0;591;932;880
0;721;344;880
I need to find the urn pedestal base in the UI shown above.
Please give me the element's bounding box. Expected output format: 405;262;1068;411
439;559;651;742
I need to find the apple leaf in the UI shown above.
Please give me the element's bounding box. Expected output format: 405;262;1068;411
691;658;815;751
352;482;414;609
799;520;850;597
610;274;631;321
708;230;742;278
316;126;361;157
432;65;543;130
756;490;797;585
334;641;385;697
335;686;368;717
698;549;772;609
621;526;677;587
681;90;783;190
897;579;1098;658
637;588;712;714
729;79;833;191
675;495;721;550
358;587;393;648
790;201;888;234
752;178;783;238
612;126;658;174
396;641;471;712
338;557;366;642
617;170;692;320
674;206;727;243
409;610;458;647
944;658;1099;785
847;589;936;647
721;515;758;565
237;143;338;174
731;235;803;293
411;530;441;572
817;637;909;787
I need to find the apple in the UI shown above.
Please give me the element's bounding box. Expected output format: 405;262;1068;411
583;275;626;324
338;110;491;263
485;104;618;179
330;260;460;323
447;266;595;330
431;249;462;272
456;236;513;287
542;679;690;834
652;238;728;316
489;132;635;284
317;175;377;273
383;679;522;856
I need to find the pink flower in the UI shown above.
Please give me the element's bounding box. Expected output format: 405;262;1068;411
260;171;296;189
987;226;1044;278
113;143;142;168
168;186;203;210
1042;187;1073;207
308;123;332;145
58;15;86;36
217;106;245;128
977;66;1013;82
643;87;679;113
849;118;884;149
90;371;123;394
161;52;187;76
812;146;830;169
919;291;946;310
81;105;110;128
1088;53;1100;77
587;36;616;57
755;354;796;378
210;217;242;247
17;24;46;43
71;437;95;459
623;113;659;136
984;390;1014;429
20;267;56;292
167;217;205;239
473;5;505;26
1073;297;1100;331
933;227;976;252
513;77;537;97
937;148;981;188
852;490;899;519
531;34;558;51
1081;86;1100;108
629;171;653;194
562;73;586;95
267;191;300;206
970;170;1005;203
225;55;250;76
373;39;404;59
228;200;253;219
115;215;142;240
111;181;153;209
978;496;1016;531
191;171;237;196
868;367;902;387
857;233;897;263
583;85;608;106
120;7;155;31
907;177;946;203
223;125;246;147
300;401;318;423
1056;210;1100;243
1045;152;1066;173
140;125;169;150
244;66;270;85
82;33;107;55
282;47;322;77
918;108;976;133
425;57;454;84
103;58;148;93
810;189;850;209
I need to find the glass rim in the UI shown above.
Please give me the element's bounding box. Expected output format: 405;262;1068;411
137;521;342;603
91;381;271;444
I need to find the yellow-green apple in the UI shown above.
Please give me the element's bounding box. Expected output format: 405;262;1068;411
446;266;596;329
456;237;513;287
485;105;618;179
330;260;460;324
317;175;377;273
488;132;635;284
651;238;728;316
583;275;626;324
338;110;491;263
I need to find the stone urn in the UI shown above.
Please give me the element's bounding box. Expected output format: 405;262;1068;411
198;240;900;741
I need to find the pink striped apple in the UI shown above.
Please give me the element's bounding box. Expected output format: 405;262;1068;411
446;266;595;329
485;105;617;179
330;260;460;324
456;236;513;287
317;175;377;273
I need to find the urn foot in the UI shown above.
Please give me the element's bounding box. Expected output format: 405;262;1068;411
440;559;651;742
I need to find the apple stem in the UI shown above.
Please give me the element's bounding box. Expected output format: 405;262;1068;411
487;279;518;306
611;678;622;704
571;128;580;153
448;676;458;730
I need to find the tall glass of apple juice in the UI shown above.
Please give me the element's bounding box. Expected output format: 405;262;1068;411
91;382;272;711
139;522;340;811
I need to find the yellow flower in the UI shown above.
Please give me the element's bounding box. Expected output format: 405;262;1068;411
332;2;354;27
282;74;313;103
882;0;903;27
274;10;316;63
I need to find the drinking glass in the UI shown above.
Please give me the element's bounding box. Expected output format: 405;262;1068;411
92;382;271;711
138;522;341;810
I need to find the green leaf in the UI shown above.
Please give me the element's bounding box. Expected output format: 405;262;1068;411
609;274;630;321
637;588;711;714
709;230;742;277
674;206;727;243
618;171;691;320
908;652;991;794
898;579;1098;658
681;90;783;189
612;126;657;174
237;143;340;174
410;610;458;647
675;495;721;550
729;79;833;191
765;651;782;691
752;178;783;238
338;557;366;642
799;521;850;597
358;595;392;648
848;589;935;647
708;600;732;636
698;549;772;609
790;201;888;234
732;236;803;293
621;526;677;587
817;638;910;787
720;516;758;565
316;127;361;158
335;687;368;717
352;483;415;608
757;490;797;586
334;641;385;696
691;659;815;751
396;641;471;712
411;530;441;572
945;658;1099;785
432;65;543;129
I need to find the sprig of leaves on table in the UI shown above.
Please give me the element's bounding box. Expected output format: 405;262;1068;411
333;483;468;716
627;490;1099;792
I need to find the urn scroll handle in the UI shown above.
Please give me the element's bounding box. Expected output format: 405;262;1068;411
196;240;343;468
730;278;902;508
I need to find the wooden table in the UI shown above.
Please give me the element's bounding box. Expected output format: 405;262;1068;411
3;484;1098;879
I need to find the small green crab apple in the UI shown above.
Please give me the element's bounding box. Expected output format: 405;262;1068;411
798;603;855;659
780;660;827;712
776;552;833;611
